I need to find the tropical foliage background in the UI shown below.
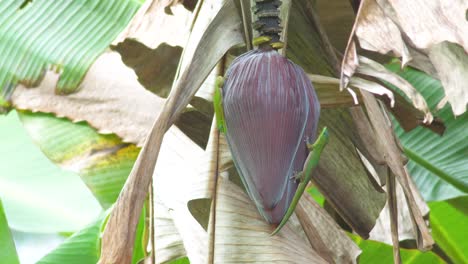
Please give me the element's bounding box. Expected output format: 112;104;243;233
0;0;467;263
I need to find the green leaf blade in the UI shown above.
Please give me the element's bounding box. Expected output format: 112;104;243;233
37;216;103;264
429;197;468;264
0;111;102;233
19;111;140;208
0;0;141;97
388;64;468;201
0;198;20;264
351;234;445;264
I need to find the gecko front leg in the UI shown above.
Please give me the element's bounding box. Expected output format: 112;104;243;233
271;127;329;235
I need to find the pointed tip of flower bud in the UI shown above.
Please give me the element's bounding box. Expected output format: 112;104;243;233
223;49;320;224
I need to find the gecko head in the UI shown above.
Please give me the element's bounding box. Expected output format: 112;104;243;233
222;49;320;224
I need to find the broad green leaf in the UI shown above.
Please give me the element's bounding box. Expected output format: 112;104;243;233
132;204;147;264
37;207;147;264
429;196;468;264
11;231;65;264
37;217;103;264
0;198;20;264
18;111;140;208
0;0;141;99
389;64;468;201
16;109;193;262
351;235;445;264
0;111;101;233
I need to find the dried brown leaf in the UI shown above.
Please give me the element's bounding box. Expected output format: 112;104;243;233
360;91;434;250
315;108;387;238
342;0;468;115
297;194;361;264
341;40;359;89
235;0;252;51
349;106;432;249
278;0;291;55
378;1;468;51
287;0;339;76
386;171;402;264
316;0;355;52
354;0;411;64
369;179;429;245
153;126;206;264
349;76;394;105
211;177;328;263
427;42;468;116
308;74;357;108
153;198;187;263
112;41;183;98
308;75;445;134
99;0;244;261
115;0;192;48
356;56;433;123
12;52;162;147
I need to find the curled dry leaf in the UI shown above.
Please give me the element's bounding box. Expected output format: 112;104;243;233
349;104;432;250
356;56;433;123
211;177;328;263
315;109;386;238
308;74;357;108
114;0;192;48
386;171;402;264
112;40;183;98
297;194;361;264
307;74;445;134
348;76;394;106
360;91;434;250
342;0;468;116
370;180;429;246
153;198;187;263
12;52;162;147
99;0;244;261
427;42;468;116
152;126;207;264
286;0;339;76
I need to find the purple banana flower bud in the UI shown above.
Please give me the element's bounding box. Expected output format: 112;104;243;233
222;49;320;224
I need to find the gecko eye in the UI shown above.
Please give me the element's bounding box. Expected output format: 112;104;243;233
222;49;320;224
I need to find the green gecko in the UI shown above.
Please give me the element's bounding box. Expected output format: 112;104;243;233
213;75;329;235
271;127;329;235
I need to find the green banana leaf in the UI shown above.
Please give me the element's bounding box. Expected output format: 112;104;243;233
0;111;101;233
0;111;147;264
351;235;445;264
429;196;468;264
15;110;196;262
0;197;20;264
18;111;140;208
37;207;146;264
389;64;468;201
0;0;142;101
36;216;104;264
